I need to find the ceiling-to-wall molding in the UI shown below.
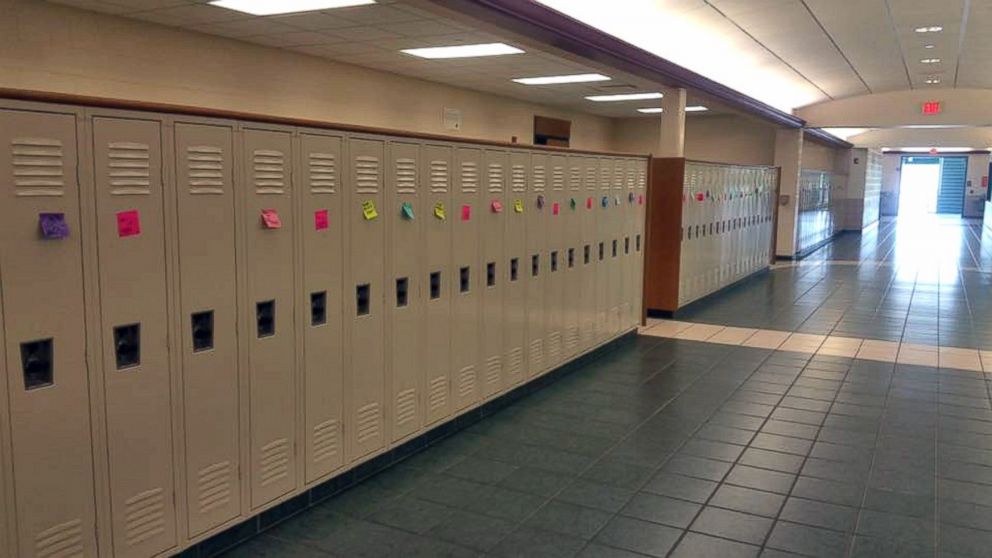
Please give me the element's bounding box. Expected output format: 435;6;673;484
804;127;854;149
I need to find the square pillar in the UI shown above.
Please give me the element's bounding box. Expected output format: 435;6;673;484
774;128;803;258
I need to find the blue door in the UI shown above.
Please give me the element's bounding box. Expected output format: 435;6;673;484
937;156;967;215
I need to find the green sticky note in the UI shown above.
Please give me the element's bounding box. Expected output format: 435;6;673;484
401;202;415;220
570;198;577;210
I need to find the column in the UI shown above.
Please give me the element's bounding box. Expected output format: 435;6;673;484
774;128;803;258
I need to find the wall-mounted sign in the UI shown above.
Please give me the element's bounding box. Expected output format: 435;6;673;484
922;101;941;115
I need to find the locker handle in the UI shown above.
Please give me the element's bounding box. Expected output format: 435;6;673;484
486;263;496;287
356;285;371;316
598;242;604;261
510;258;519;282
567;248;575;268
191;311;215;351
624;237;630;255
636;235;642;252
584;245;591;265
531;254;540;277
311;292;327;326
459;267;471;293
551;251;559;272
429;272;442;299
396;278;409;307
20;338;54;390
256;301;276;337
611;240;618;258
113;323;141;369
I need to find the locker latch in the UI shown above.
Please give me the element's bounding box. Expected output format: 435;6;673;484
311;292;327;326
256;301;276;337
20;338;54;390
113;323;141;369
356;285;371;316
430;272;442;299
584;245;591;264
551;251;559;272
459;267;471;293
191;311;215;352
568;248;575;268
510;258;519;281
598;242;605;261
624;237;630;255
611;240;618;258
396;278;409;307
486;263;496;287
531;254;540;277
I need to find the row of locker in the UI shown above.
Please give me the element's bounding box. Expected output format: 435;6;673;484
678;161;778;306
796;169;841;254
0;103;647;558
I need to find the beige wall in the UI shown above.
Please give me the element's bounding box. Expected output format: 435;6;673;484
684;115;778;166
0;0;619;151
612;117;662;155
798;89;992;128
801;140;840;172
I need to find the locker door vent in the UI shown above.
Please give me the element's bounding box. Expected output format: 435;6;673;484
123;487;166;546
637;168;646;188
552;166;565;191
430;160;449;193
312;419;340;464
186;145;225;195
309;152;337;194
529;339;544;370
459;161;478;193
506;347;523;378
12;137;65;197
108;142;152;195
355;403;381;444
485;356;501;389
196;461;233;515
625;167;636;189
34;518;83;558
355;155;380;194
487;163;504;193
253;149;286;194
457;365;477;398
565;326;579;351
564;167;577;191
582;320;594;344
395;388;417;429
548;332;562;362
259;438;290;487
585;167;597;190
511;165;526;192
533;165;546;192
613;168;625;190
599;167;611;188
395;157;417;194
428;376;448;413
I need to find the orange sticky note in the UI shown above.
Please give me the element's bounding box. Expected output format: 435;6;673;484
116;210;141;237
261;208;282;229
315;209;329;230
461;204;471;221
491;200;503;213
552;202;560;216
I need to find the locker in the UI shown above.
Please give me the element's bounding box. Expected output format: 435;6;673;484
173;122;242;536
422;144;453;425
387;140;424;441
619;159;636;329
579;157;599;350
504;152;528;388
596;158;613;341
633;159;647;326
481;149;506;397
92;116;177;557
451;146;482;409
562;156;583;357
345;137;387;459
242;127;297;507
544;155;567;369
0;109;99;558
608;159;625;336
525;153;548;377
299;132;345;482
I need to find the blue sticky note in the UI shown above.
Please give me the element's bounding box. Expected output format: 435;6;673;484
39;213;69;239
601;196;609;208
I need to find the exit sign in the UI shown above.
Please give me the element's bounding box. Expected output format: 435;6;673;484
923;101;942;115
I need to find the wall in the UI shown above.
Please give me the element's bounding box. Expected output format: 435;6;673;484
800;140;839;172
0;0;617;151
612;117;662;155
684;114;778;166
797;88;992;128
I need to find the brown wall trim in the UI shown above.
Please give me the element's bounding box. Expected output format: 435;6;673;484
643;157;686;313
803;127;854;149
0;88;648;159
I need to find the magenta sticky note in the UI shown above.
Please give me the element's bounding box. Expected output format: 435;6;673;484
315;209;329;230
261;208;282;229
39;213;69;239
586;197;593;209
552;202;560;216
491;200;503;213
638;194;644;205
116;210;141;237
461;204;471;221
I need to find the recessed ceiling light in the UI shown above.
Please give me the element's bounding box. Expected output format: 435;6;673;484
209;0;374;15
924;44;936;49
637;108;664;113
401;43;524;59
685;105;708;112
920;58;941;64
587;92;664;102
925;77;941;84
512;73;611;85
914;25;943;33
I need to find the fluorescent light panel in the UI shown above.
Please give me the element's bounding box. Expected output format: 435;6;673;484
685;105;708;112
587;92;663;102
637;108;663;113
914;26;943;33
513;73;611;85
210;0;374;15
894;147;973;152
402;43;523;59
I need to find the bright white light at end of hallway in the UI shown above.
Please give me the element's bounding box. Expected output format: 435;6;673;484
513;74;610;85
587;92;663;102
402;43;524;59
535;0;824;112
210;0;374;15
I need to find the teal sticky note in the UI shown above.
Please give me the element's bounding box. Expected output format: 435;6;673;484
401;202;415;220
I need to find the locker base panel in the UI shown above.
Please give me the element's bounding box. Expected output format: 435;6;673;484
174;329;636;558
647;267;771;319
777;230;852;261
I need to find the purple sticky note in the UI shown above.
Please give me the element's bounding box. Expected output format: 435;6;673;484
39;213;69;239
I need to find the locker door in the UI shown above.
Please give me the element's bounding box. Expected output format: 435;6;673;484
609;159;625;335
346;137;386;459
545;155;567;369
451;147;481;410
580;158;598;350
387;140;423;442
633;160;647;326
422;144;452;425
562;156;583;357
525;153;548;377
481;149;506;397
92;116;177;557
504;152;528;388
0;109;98;558
620;159;636;330
242;128;297;508
299;133;345;482
596;158;613;341
174;122;241;536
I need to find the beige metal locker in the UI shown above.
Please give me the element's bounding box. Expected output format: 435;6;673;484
525;153;548;377
503;152;528;388
242;127;297;508
92;115;177;557
562;156;583;357
580;157;599;350
0;109;99;558
630;159;647;329
173;122;242;537
0;434;8;558
595;158;613;342
618;159;635;330
608;159;625;336
387;140;423;442
451;147;482;410
345;137;387;460
422;144;453;425
481;149;506;398
544;155;567;370
299;132;345;482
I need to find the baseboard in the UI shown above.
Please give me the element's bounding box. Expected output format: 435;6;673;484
646;267;771;319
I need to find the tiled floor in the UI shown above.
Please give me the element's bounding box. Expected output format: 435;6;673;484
219;215;992;557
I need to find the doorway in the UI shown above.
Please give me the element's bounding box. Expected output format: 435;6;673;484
898;155;967;218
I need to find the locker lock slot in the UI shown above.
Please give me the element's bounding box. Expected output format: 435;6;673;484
598;242;605;261
531;254;540;277
636;235;642;252
611;240;618;258
113;323;141;369
486;262;496;287
551;251;559;272
568;248;575;268
311;292;327;326
459;267;471;293
356;284;371;316
624;237;630;255
584;245;591;265
510;258;519;282
396;277;409;307
430;271;442;299
256;301;276;337
191;311;215;351
20;338;54;390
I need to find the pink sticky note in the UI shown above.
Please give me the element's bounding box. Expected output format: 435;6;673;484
315;209;329;230
695;192;705;202
116;210;141;237
638;194;644;205
461;204;471;221
586;197;593;209
491;200;503;213
261;208;282;229
552;202;560;216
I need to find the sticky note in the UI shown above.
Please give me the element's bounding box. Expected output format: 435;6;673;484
362;200;378;220
614;195;621;206
586;197;593;209
116;210;141;237
570;198;576;210
629;192;636;203
552;202;560;216
638;194;644;205
513;199;524;213
601;196;609;208
695;192;705;202
461;204;471;221
401;202;415;220
261;208;282;229
491;200;503;213
537;195;545;209
315;209;329;230
39;212;69;239
434;202;446;220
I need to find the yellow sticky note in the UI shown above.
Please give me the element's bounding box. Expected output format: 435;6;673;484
434;202;446;220
513;199;524;213
362;200;378;220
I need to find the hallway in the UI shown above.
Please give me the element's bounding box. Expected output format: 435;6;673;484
214;217;992;558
